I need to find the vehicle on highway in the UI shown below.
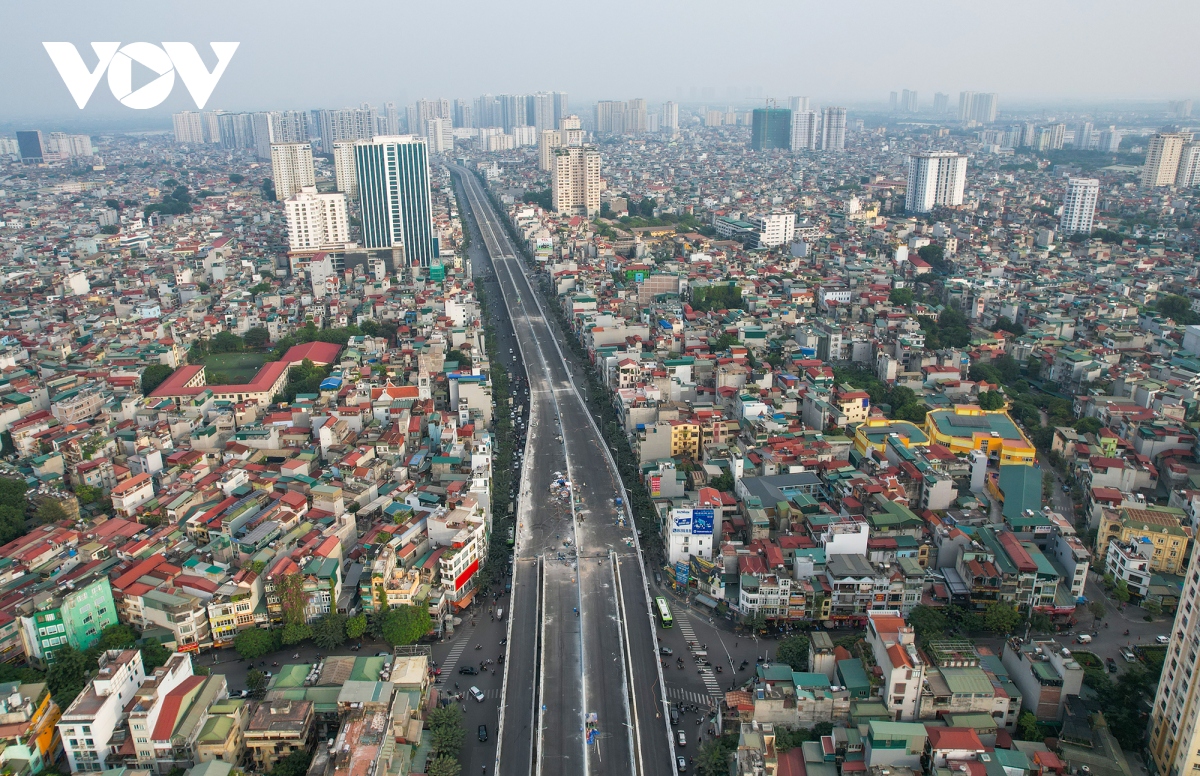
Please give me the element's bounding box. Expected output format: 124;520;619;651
676;729;686;747
660;646;673;656
1156;635;1171;644
470;686;485;702
656;596;674;628
1122;650;1137;662
459;666;479;675
478;724;488;742
677;755;687;772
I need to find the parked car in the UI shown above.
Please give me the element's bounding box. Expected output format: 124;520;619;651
470;686;485;702
459;666;479;675
1156;635;1171;644
478;725;488;742
1122;650;1137;662
376;652;390;657
669;707;680;725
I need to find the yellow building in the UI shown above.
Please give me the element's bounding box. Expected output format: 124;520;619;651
923;406;1036;464
853;418;929;458
1096;506;1191;572
669;420;701;459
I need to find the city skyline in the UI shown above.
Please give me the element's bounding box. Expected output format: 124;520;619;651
3;0;1200;123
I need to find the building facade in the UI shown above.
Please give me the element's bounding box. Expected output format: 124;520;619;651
905;152;967;213
552;145;601;216
1059;177;1099;235
355;136;436;266
269;143;315;201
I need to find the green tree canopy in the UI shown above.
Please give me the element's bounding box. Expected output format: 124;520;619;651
776;635;809;671
381;605;432;646
982;602;1022;634
889;288;914;307
346;613;368;640
210;331;244;353
243;327;270;348
978;391;1006;410
141;640;171;670
907;605;947;646
312;613;347;651
281;622;312;646
46;646;91;709
246;669;268;695
141;364;174;394
426;756;462;776
234;628;278;660
35;499;68;525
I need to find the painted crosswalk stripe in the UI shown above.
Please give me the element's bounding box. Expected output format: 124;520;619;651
673;611;725;698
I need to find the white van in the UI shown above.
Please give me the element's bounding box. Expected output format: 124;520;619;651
1076;634;1092;644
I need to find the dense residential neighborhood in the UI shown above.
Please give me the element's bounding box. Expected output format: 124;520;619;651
0;96;1196;776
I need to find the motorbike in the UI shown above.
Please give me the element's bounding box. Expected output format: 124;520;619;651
1124;629;1130;635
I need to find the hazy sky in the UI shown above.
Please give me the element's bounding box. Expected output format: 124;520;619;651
3;0;1199;125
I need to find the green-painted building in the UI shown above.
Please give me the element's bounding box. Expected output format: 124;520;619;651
19;571;117;667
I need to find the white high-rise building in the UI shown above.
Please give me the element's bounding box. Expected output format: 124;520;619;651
661;101;679;131
552;145;601;216
1148;542;1200;776
958;92;998;123
1177;143;1200;187
821;107;847;150
626;99;648;134
1142;132;1192;187
332;141;358;200
1075;121;1094;149
905;151;967;213
527;92;556;132
788;96;810;113
539;129;562;171
1098;127;1122;153
172;111;205;144
285;186;350;252
201;111;222;143
552;92;569;128
270;142;316;201
424;117;453;154
749;212;796;247
1059;177;1099;235
791;110;818;151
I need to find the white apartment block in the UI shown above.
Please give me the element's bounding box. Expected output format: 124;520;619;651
425;117;454;154
905;151;967;213
1142;132;1191;187
332;141;358;200
552;145;601;216
1148;541;1200;776
270;142;316;201
791;110;818;151
1059;177;1099;235
173;111;205;144
58;649;148;772
749;212;796;247
285;187;350;252
1177;142;1200;188
822;107;847;150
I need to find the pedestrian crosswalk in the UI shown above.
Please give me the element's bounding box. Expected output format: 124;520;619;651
666;687;714;705
442;639;469;676
674;611;724;698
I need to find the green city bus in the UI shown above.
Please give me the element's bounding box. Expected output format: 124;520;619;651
655;596;673;628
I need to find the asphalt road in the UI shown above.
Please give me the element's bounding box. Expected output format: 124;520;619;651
453;166;674;776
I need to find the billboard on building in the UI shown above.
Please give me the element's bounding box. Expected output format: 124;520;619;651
671;508;693;534
691;508;714;535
